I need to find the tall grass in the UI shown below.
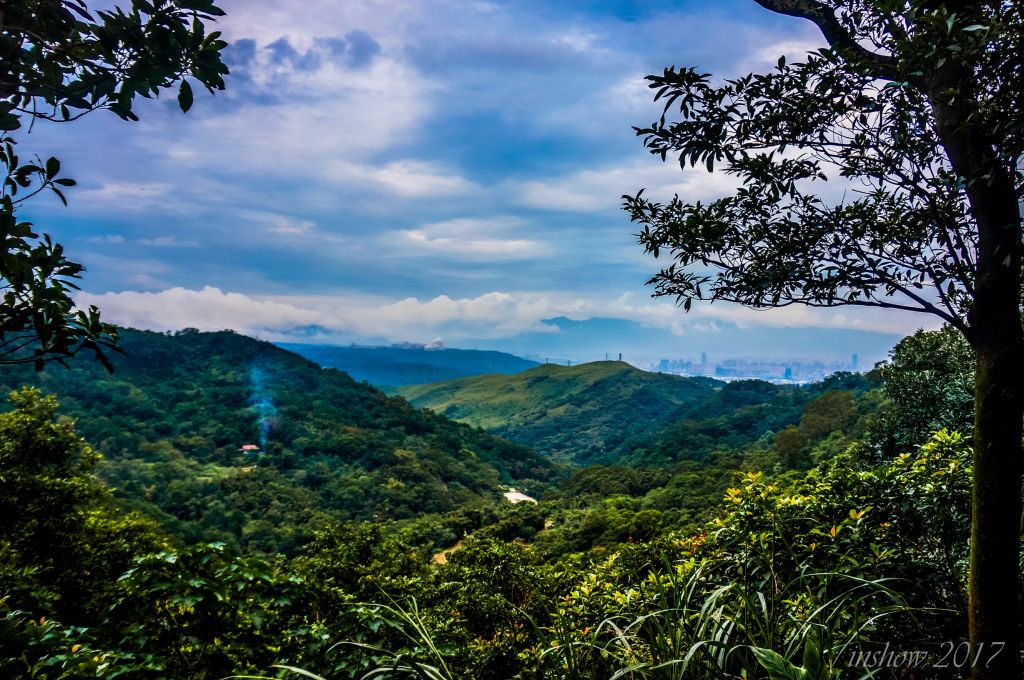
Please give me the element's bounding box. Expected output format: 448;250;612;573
239;562;925;679
530;559;921;679
233;598;455;680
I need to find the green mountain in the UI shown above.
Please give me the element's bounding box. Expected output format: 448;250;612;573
400;362;877;468
399;361;722;463
278;343;538;388
0;328;556;554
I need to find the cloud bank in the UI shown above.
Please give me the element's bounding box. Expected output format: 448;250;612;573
77;286;935;350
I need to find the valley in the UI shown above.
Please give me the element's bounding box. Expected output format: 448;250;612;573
0;325;979;679
0;328;557;554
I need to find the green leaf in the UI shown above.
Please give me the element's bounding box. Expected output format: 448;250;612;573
0;113;21;131
801;633;828;680
752;647;809;680
270;665;327;680
178;80;194;112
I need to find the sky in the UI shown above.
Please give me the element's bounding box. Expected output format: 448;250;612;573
24;0;940;364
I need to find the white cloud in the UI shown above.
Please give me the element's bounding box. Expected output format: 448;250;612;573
552;29;606;55
139;236;200;248
76;286;323;334
78;182;172;209
391;217;544;260
84;234;126;245
368;160;476;197
399;230;540;257
77;285;932;346
216;0;423;48
508;160;740;213
203;52;435;162
691;303;939;336
738;37;827;73
270;222;315;235
240;211;317;235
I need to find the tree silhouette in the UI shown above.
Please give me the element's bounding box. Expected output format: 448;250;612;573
626;2;1022;676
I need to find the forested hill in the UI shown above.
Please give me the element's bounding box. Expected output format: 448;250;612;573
279;343;538;388
400;362;877;467
399;361;722;463
0;328;557;554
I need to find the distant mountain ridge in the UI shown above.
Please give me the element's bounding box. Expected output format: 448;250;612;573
278;343;539;388
400;361;722;464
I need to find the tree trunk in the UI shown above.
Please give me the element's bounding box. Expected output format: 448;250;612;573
933;91;1024;679
739;2;1023;673
966;177;1024;679
925;17;1024;667
970;304;1023;680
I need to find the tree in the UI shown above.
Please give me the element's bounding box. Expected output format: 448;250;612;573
624;2;1022;677
0;0;228;369
0;387;166;622
871;325;975;457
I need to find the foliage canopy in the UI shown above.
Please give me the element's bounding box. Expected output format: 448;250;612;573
0;0;228;368
625;3;1023;675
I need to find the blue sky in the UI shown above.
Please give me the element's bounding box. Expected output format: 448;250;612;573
23;0;937;362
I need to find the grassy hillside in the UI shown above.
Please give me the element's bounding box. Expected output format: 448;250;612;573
402;361;878;469
279;343;538;388
400;361;721;463
0;328;557;554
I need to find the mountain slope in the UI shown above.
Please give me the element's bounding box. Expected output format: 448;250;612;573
399;361;721;463
278;343;538;388
0;329;556;553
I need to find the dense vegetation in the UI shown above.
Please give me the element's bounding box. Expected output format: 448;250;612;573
0;324;990;679
400;361;722;463
395;361;880;560
401;362;877;469
0;328;556;555
281;344;538;389
627;1;1023;672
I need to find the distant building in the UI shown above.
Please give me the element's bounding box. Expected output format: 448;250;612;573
392;341;426;350
851;353;859;370
239;444;261;453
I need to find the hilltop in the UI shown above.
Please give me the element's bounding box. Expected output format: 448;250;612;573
400;361;721;463
0;328;556;554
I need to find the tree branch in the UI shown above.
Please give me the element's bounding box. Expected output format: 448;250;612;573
752;0;900;80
